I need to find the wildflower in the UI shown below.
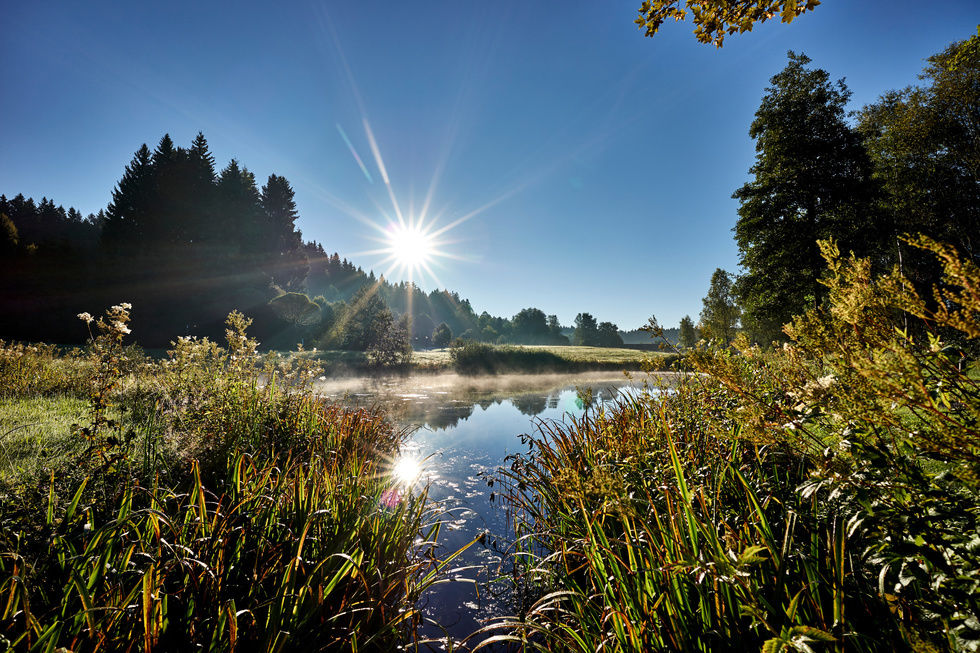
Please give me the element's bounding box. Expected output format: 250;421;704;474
380;487;403;508
119;302;132;310
77;312;93;323
816;374;835;389
114;321;131;335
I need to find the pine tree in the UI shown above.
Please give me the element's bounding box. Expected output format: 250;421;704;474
261;174;301;254
103;144;154;248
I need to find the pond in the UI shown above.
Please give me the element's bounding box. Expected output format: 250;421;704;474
315;371;661;649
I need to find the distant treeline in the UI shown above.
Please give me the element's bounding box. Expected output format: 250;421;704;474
1;133;656;352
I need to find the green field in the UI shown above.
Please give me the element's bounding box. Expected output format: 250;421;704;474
298;344;674;375
414;344;664;368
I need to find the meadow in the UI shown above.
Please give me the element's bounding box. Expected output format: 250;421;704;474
293;343;672;376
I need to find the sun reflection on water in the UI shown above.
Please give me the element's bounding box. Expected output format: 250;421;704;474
391;455;422;486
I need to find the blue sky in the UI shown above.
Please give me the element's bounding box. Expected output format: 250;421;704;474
2;1;976;329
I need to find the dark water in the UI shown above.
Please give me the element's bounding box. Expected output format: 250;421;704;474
316;372;648;649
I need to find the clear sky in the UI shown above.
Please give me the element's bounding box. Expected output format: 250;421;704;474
2;1;976;329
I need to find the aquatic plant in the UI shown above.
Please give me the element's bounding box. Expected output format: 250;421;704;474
481;236;980;651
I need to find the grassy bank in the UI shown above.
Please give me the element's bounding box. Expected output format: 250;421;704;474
0;309;464;651
478;239;980;651
419;343;670;373
291;343;673;376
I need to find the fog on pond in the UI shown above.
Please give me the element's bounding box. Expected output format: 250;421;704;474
315;371;665;648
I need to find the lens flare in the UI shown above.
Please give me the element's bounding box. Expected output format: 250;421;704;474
391;455;422;486
387;223;434;268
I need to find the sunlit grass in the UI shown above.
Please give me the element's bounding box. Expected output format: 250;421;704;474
288;344;672;374
0;308;463;651
0;395;88;479
415;344;670;371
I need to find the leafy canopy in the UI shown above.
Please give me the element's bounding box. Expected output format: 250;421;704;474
635;0;820;47
733;52;880;343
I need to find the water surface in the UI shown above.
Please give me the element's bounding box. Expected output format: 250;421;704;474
316;371;659;649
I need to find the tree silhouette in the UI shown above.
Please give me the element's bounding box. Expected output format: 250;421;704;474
103;144;154;248
261;174;302;254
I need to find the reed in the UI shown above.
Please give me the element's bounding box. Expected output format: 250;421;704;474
479;237;980;652
0;307;455;651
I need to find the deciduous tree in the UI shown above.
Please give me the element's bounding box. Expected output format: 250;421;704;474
432;322;453;348
573;312;599;346
512;307;551;344
596;321;624;347
699;269;740;344
858;32;980;296
733;52;881;342
678;315;697;348
635;0;820;47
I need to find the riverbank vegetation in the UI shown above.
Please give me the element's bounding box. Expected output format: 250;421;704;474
290;343;671;376
476;32;980;652
0;308;464;651
484;236;980;651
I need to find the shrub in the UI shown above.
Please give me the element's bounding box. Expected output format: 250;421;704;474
0;341;88;399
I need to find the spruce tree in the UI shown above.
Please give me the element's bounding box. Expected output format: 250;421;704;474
104;144;154;248
216;159;263;253
261;174;301;253
151;134;184;244
186;132;218;243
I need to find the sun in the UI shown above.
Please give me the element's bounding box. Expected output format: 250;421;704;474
387;223;434;268
367;217;451;284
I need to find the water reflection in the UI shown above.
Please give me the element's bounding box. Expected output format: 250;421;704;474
315;371;664;650
315;371;638;430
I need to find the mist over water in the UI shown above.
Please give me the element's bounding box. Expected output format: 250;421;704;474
315;371;671;649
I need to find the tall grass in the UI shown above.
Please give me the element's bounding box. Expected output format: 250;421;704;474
479;236;980;652
449;340;676;375
0;307;457;651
